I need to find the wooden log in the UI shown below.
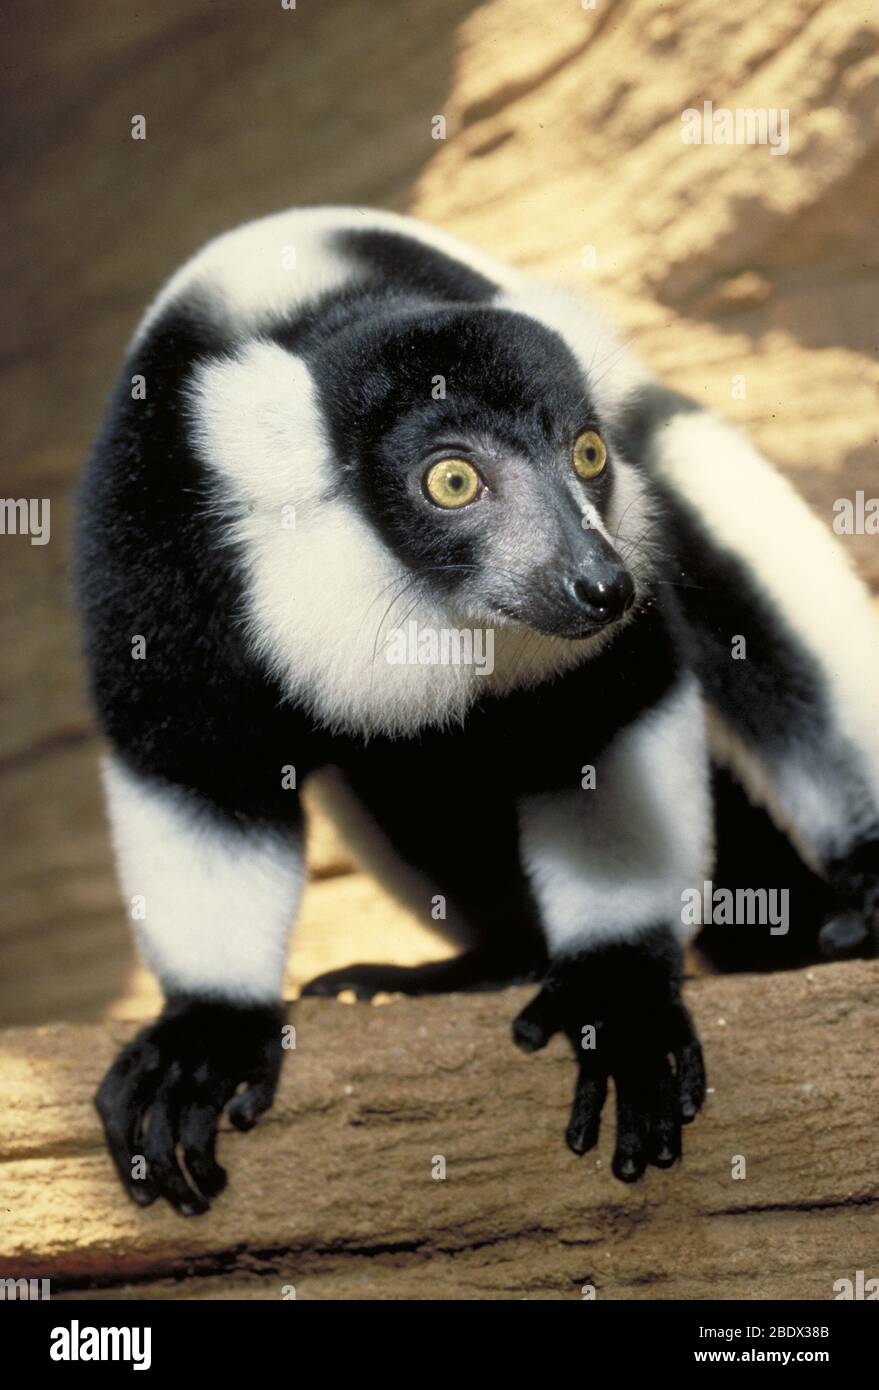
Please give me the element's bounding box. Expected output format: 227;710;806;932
1;960;876;1300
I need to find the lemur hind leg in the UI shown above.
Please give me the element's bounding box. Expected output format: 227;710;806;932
697;767;836;971
301;943;546;1000
632;391;879;958
824;838;879;957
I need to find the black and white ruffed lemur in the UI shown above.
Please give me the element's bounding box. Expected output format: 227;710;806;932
76;208;879;1215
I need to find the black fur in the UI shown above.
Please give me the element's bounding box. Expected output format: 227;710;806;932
512;926;704;1180
334;227;499;302
77;219;877;1214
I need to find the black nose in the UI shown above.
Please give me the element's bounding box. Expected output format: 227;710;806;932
565;565;636;627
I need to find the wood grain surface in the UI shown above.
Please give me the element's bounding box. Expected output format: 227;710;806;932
1;961;877;1300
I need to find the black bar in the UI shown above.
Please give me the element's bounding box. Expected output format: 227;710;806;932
2;1297;874;1375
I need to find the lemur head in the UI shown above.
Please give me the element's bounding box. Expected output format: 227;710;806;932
315;302;645;642
191;292;658;735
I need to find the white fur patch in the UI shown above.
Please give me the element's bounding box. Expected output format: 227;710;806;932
652;410;879;855
519;678;713;952
187;342;481;736
140;205;519;340
102;755;303;1002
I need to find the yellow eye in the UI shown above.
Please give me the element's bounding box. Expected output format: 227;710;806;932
573;430;607;479
424;458;481;509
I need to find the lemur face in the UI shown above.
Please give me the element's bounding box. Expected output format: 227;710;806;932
315;305;641;641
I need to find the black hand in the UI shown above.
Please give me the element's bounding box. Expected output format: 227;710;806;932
95;996;284;1215
512;928;705;1182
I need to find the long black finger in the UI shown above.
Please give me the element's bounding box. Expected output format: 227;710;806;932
512;985;563;1053
229;1067;280;1132
677;1038;706;1122
647;1063;681;1168
144;1071;209;1216
611;1075;650;1182
565;1066;608;1156
180;1100;227;1199
94;1046;160;1207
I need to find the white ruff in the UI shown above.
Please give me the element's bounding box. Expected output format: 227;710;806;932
138;204;521;340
